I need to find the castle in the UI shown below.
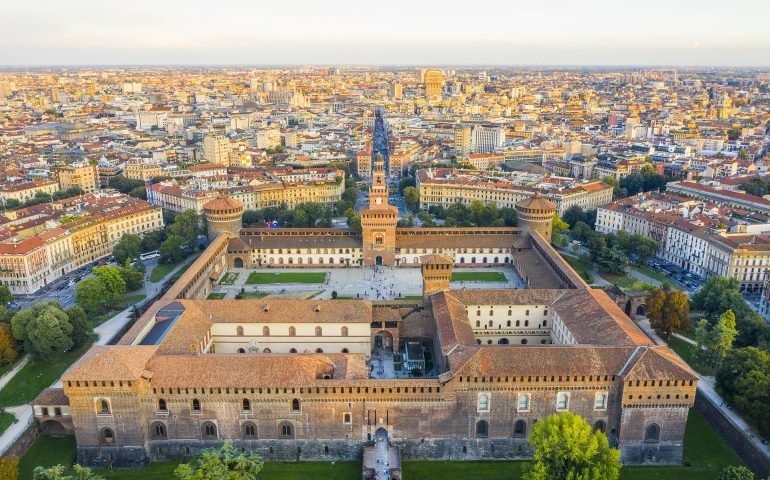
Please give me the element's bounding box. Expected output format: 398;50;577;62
32;154;698;472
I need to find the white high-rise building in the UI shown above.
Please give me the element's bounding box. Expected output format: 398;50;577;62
203;135;231;165
472;125;506;153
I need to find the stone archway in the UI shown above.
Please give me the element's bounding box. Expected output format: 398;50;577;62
376;256;383;266
373;330;394;350
40;419;66;435
635;305;646;316
233;257;244;268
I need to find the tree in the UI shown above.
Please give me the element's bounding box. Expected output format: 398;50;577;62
33;464;102;480
174;441;264;480
0;454;19;480
0;323;19;365
551;213;570;247
562;205;587;228
596;247;627;274
403;186;419;212
160;234;186;264
11;302;73;359
718;465;755;480
571;221;593;242
118;261;144;292
108;175;145;194
525;411;620;480
141;229;167;252
0;284;11;306
586;232;607;260
169;209;201;247
398;176;416;193
93;266;127;304
646;289;690;340
128;186;147;200
112;234;141;265
65;306;92;348
716;347;770;437
76;277;110;314
417;210;435;227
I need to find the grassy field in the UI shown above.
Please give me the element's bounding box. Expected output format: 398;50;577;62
0;339;94;407
629;265;669;284
240;291;270;299
206;292;227;299
246;272;327;284
562;254;594;282
90;293;146;325
149;263;176;282
0;411;15;435
668;336;714;376
218;272;239;285
600;272;656;292
450;272;507;282
19;436;76;480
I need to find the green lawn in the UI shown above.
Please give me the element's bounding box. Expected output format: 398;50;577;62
0;356;20;378
0;411;15;435
206;292;227;300
668;336;714;376
562;255;594;282
239;291;270;299
451;272;507;282
600;272;656;292
246;272;327;284
19;436;76;480
169;257;198;282
630;265;669;284
218;272;239;285
0;339;94;407
90;293;146;326
149;263;177;282
401;295;423;300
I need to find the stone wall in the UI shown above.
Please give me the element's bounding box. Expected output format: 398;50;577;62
3;422;39;458
695;390;770;478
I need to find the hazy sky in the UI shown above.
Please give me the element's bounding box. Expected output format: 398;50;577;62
2;0;770;66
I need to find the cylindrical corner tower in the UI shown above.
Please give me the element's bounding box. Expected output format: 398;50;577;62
203;195;244;241
515;192;557;240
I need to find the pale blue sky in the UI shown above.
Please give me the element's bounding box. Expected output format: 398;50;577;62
2;0;769;66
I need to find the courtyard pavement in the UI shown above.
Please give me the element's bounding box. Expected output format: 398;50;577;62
213;265;526;300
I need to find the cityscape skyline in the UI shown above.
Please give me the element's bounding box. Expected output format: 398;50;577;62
2;0;770;66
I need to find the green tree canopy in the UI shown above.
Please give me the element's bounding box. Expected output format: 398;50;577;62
112;234;141;265
174;441;264;480
65;306;92;348
160;234;186;264
403;186;419;212
525;411;621;480
551;213;570;247
647;289;691;340
0;284;12;306
11;302;74;359
93;266;127;304
718;465;755;480
169;209;201;247
75;278;110;314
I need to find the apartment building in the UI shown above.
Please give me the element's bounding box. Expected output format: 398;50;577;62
0;180;58;205
203;135;231;165
472;125;505;153
50;164;99;193
124;161;163;181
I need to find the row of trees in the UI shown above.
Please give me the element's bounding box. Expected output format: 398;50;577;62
570;221;660;274
602;164;674;199
75;265;141;315
7;302;91;360
0;187;85;211
739;177;770;197
427;201;518;228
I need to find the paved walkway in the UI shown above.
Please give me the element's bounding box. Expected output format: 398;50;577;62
635;316;770;459
0;258;194;455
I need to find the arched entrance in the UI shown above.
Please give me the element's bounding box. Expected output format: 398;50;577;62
376;256;383;266
373;330;393;350
233;257;244;268
635;305;646;316
498;338;509;344
40;420;66;435
375;427;389;442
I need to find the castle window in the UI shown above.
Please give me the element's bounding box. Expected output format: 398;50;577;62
263;326;270;336
158;399;167;412
192;398;201;413
478;393;490;412
594;393;607;410
201;422;218;440
507;320;511;327
341;348;349;353
97;399;111;415
289;348;297;353
291;398;301;412
517;394;530;412
242;422;257;439
524;320;529;327
100;428;115;445
525;310;530;316
475;420;489;438
236;326;244;336
341;326;349;337
476;310;481;317
263;348;271;353
476;320;480;327
508;310;512;316
343;413;352;424
151;422;167;440
543;320;547;327
315;326;323;336
279;421;294;438
556;392;569;411
242;399;251;412
289;326;296;336
644;424;660;443
513;419;527;437
516;320;520;327
315;348;324;353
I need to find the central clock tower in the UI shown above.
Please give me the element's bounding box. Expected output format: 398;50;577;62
360;153;398;266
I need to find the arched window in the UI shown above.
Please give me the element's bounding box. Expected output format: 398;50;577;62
98;399;110;415
291;398;301;412
280;421;294;438
242;422;257;439
315;326;322;336
644;424;660;443
556;392;570;410
263;348;271;353
202;422;218;440
476;320;480;327
341;326;349;337
341;348;349;353
100;428;115;444
517;394;530;412
476;420;489;438
343;413;352;424
593;420;606;433
289;348;297;353
158;399;167;412
513;420;527;437
236;326;244;336
315;348;324;353
289;326;296;336
242;399;251;412
192;398;201;413
521;339;528;344
478;393;490;412
151;422;167;439
263;326;270;336
594;393;607;410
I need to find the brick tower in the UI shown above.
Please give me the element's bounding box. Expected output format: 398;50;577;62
203;195;244;241
421;254;453;300
361;154;398;266
515;192;556;240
